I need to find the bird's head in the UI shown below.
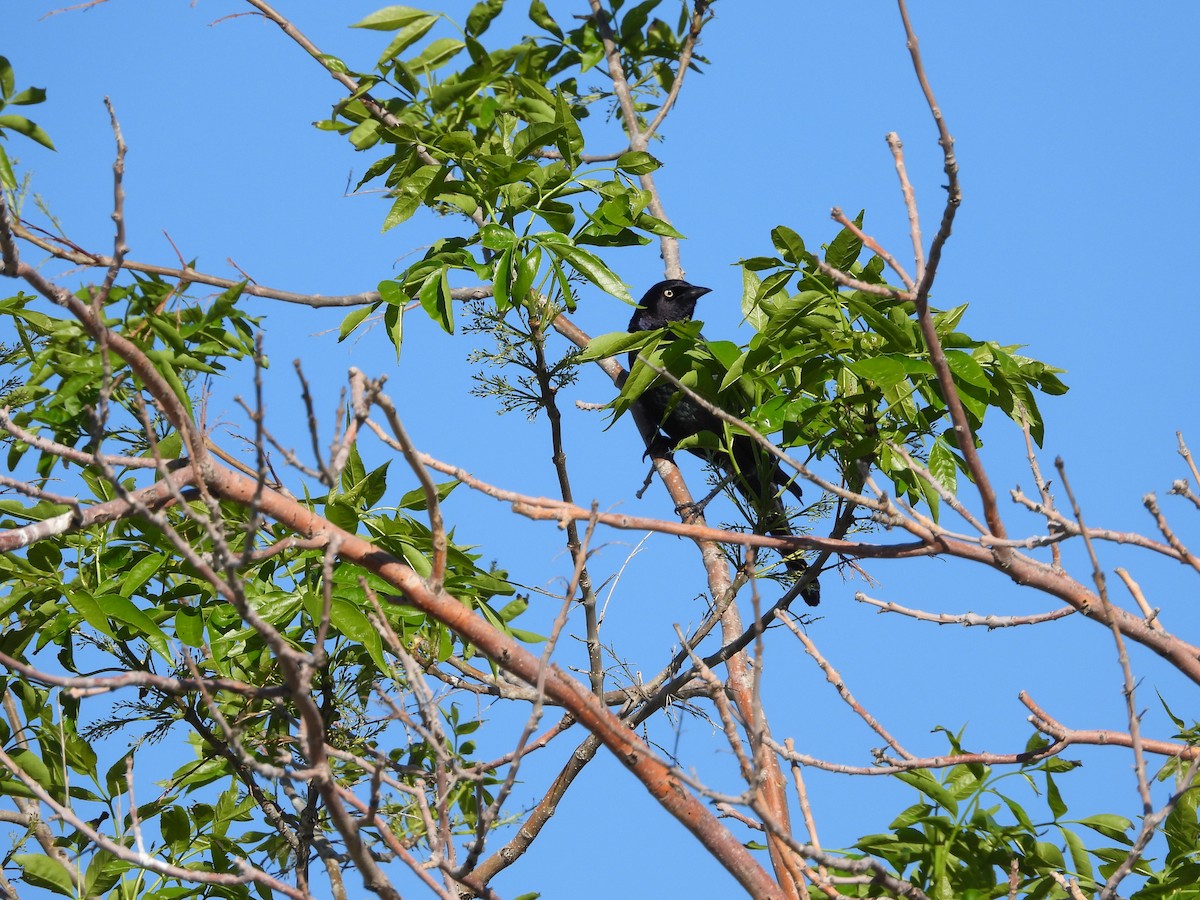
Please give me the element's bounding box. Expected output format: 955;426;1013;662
628;279;712;332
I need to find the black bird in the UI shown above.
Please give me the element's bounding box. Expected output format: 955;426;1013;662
627;279;820;605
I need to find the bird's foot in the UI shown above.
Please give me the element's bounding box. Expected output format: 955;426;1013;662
642;434;676;462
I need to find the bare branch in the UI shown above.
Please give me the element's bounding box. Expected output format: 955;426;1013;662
1056;458;1152;815
1023;692;1200;762
643;2;711;142
1143;491;1200;574
830;206;915;292
776;612;914;759
373;387;449;590
1114;567;1162;632
856;592;1077;628
0;192;19;276
886;132;924;281
895;0;961;298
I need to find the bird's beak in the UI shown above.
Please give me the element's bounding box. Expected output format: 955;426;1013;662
684;284;712;302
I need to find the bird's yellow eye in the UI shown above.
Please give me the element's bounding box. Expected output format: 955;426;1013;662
663;289;674;298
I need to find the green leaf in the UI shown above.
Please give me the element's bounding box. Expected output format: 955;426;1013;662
1045;771;1067;819
7;747;54;792
1032;840;1066;871
317;53;349;74
945;350;991;390
338;304;374;341
480;223;517;251
1059;826;1094;884
895;769;958;816
170;755;229;789
634;212;684;239
26;542;61;573
67;590;117;641
553;90;583;165
384;298;405;359
616;150;662;175
82;851;129;897
0;57;12;102
0;114;55;150
382;164;440;231
528;0;563;38
9;87;47;107
119;552;165;598
14;854;76;897
348;117;382;150
492;245;514;312
512;121;566;159
849;355;915;391
512;245;542;304
95;594;172;663
466;0;504;36
313;594;389;673
62;727;97;778
351;5;431;30
376;15;439;65
928;438;958;497
408;38;465;71
418;267;454;333
378;279;409;306
543;238;631;302
0;145;15;190
741;266;767;331
1074;813;1133;844
770;225;807;264
175;607;204;648
161;805;191;850
825;210;864;271
577;329;658;363
397;479;458;510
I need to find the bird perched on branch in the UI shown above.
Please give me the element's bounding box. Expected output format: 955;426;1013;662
627;279;820;605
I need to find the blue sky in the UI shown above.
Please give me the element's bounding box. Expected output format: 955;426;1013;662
5;2;1200;897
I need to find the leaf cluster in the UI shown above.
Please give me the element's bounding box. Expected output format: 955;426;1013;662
583;216;1068;516
0;56;54;190
839;728;1198;899
0;282;540;897
330;2;700;343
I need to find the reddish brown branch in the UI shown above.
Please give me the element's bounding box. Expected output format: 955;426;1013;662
199;463;781;897
1022;692;1199;761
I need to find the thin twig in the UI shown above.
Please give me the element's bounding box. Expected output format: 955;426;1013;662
886;132;924;282
1056;457;1152;816
642;2;710;142
1022;692;1200;761
1143;492;1200;574
830;206;915;292
856;592;1076;628
1113;567;1162;632
776;612;914;759
373;387;448;590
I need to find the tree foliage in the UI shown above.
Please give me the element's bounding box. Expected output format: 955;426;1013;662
0;4;1197;900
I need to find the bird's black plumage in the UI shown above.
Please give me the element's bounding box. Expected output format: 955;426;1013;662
628;279;820;605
